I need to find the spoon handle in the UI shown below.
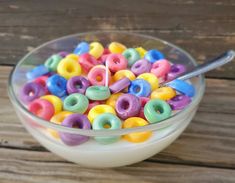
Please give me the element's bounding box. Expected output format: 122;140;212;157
170;50;235;82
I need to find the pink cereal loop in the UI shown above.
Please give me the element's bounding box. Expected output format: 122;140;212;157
79;53;98;73
33;76;49;94
106;54;128;72
87;66;110;86
28;99;55;120
151;59;171;78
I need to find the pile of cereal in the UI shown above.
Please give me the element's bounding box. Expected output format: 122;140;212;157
20;41;195;146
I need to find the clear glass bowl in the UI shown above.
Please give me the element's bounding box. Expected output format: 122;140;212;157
8;31;205;168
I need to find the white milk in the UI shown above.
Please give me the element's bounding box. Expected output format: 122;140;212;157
19;109;196;168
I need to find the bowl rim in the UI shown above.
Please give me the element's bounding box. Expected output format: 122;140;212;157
8;31;205;136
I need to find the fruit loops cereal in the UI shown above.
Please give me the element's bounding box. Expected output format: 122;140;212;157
20;41;195;146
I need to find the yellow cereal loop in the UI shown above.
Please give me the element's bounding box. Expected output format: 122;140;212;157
41;95;63;114
50;111;73;124
89;42;104;59
137;73;159;91
49;111;73;138
88;104;116;123
57;58;82;79
109;42;127;54
123;117;152;143
65;54;79;61
113;70;136;82
135;47;147;58
151;87;176;100
106;93;123;108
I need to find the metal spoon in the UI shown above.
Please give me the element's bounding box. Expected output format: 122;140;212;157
164;50;235;84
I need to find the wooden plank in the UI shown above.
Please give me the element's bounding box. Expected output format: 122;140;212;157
0;149;235;183
1;66;235;169
0;0;235;78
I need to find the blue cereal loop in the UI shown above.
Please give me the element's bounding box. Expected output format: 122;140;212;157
26;65;49;80
73;41;90;55
128;79;151;97
144;49;164;63
46;74;67;97
167;79;195;97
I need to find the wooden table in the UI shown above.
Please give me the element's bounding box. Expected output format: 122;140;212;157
0;1;235;182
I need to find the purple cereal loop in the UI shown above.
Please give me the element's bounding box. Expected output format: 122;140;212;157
60;114;91;146
109;77;131;93
167;94;191;110
57;51;69;58
115;94;141;119
67;76;90;94
45;72;56;77
20;82;46;104
131;59;152;76
167;64;186;81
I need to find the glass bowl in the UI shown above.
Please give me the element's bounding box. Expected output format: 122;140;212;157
8;31;205;168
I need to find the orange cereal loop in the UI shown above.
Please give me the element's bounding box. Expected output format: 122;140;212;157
49;111;73;138
123;117;152;143
50;111;73;124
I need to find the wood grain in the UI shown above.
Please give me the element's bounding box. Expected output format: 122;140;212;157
0;0;235;78
0;148;235;183
1;1;235;182
1;66;235;171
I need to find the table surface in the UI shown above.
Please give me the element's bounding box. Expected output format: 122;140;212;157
0;1;235;182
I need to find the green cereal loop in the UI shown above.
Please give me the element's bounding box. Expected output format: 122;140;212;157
63;93;89;114
45;54;63;72
144;99;172;123
85;86;111;100
122;48;141;67
92;113;122;144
